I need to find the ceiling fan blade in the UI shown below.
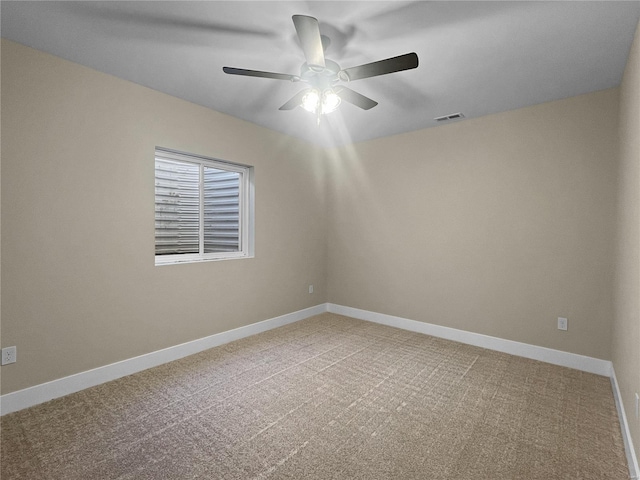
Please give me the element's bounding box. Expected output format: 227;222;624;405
335;87;378;110
279;89;311;110
223;67;299;82
341;52;419;82
292;15;325;69
321;35;331;53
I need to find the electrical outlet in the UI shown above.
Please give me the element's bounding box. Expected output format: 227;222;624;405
557;317;568;331
1;346;17;365
308;285;314;294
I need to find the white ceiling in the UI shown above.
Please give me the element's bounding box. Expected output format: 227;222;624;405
2;1;639;147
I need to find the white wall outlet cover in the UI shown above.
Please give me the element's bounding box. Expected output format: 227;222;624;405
557;317;568;331
1;346;17;365
308;285;314;294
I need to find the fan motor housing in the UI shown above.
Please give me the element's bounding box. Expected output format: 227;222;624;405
300;59;342;87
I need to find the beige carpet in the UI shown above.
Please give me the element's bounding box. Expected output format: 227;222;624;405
1;313;630;479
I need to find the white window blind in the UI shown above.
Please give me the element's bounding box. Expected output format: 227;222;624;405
203;167;240;253
155;158;200;255
154;148;254;265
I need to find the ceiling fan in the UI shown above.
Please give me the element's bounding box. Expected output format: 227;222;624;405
223;15;419;122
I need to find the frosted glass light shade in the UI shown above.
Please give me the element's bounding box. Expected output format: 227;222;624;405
301;88;341;114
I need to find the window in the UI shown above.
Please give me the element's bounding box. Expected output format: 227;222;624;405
154;148;254;265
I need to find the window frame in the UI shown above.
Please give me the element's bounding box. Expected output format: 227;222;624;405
154;147;254;266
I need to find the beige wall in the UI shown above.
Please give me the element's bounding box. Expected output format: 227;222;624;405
327;88;619;361
0;40;328;394
613;19;640;464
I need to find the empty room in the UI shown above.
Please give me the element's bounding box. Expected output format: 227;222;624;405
1;1;640;478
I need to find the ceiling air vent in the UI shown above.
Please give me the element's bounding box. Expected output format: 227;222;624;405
434;112;465;122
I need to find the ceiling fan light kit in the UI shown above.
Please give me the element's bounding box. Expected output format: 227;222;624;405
223;14;419;121
301;89;341;115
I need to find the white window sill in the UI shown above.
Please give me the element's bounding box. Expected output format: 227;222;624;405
155;253;254;266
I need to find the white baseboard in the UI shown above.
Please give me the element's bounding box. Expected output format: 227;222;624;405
0;304;327;416
327;304;612;376
611;367;640;479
